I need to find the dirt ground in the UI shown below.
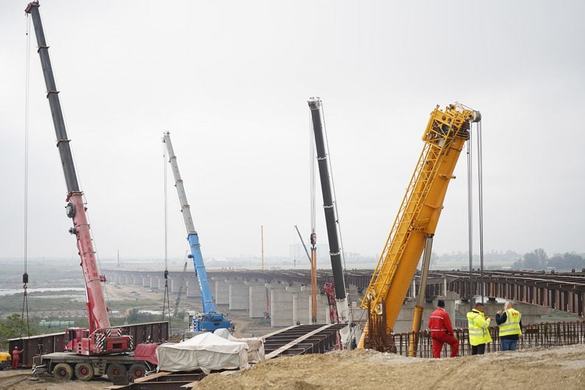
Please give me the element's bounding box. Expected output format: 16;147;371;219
0;369;113;389
197;345;585;390
2;345;585;389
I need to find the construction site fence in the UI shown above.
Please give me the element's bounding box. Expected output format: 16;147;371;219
393;321;585;358
7;321;169;368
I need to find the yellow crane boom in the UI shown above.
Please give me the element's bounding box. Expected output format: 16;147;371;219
360;103;480;350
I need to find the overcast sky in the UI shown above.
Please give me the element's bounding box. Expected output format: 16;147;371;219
1;1;584;264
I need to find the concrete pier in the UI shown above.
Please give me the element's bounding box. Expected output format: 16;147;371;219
186;280;197;298
214;280;229;305
249;285;267;318
293;291;311;325
270;288;294;327
229;282;249;310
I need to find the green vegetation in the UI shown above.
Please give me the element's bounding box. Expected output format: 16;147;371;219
0;314;40;349
512;249;585;271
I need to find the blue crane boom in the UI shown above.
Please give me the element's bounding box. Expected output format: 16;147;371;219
162;132;232;332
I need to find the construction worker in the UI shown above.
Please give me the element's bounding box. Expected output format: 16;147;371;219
496;301;522;351
11;346;22;369
428;299;459;358
466;302;492;355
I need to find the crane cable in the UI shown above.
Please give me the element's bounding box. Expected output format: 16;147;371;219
320;105;348;277
477;120;485;303
321;104;355;347
21;13;31;338
466;118;474;309
161;140;172;331
466;118;486;305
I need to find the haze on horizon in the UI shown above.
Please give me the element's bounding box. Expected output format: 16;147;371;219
1;1;584;263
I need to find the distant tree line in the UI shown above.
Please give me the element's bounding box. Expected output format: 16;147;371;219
512;249;585;271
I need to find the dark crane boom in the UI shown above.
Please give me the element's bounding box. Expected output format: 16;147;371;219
307;97;349;321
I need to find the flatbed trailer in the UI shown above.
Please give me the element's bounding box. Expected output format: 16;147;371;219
33;351;154;382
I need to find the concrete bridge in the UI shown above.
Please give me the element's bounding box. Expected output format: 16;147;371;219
103;268;585;331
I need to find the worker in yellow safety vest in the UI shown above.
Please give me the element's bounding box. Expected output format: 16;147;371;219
466;302;492;355
496;301;522;351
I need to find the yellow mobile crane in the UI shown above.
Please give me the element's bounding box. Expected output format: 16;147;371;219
359;103;481;351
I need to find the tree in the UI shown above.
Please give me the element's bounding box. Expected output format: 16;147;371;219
0;314;28;349
512;249;548;270
548;253;585;271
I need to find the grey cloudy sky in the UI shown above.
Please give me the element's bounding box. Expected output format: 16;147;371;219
1;0;584;263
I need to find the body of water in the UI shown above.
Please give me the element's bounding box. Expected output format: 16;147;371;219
0;287;85;297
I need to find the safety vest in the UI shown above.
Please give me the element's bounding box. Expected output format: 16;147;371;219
467;309;492;346
499;308;522;337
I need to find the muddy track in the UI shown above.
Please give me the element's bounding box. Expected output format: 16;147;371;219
0;373;29;389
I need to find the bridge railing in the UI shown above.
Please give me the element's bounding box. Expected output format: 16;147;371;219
392;321;585;358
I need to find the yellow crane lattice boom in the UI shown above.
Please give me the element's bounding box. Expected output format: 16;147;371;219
360;103;480;350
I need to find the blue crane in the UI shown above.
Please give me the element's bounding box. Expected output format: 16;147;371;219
162;132;232;332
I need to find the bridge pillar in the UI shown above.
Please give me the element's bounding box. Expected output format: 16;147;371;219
151;276;160;290
169;278;177;294
270;288;294;327
248;284;267;318
346;284;359;305
229;282;249;310
308;294;328;324
185;279;197;298
214;280;229;305
292;289;311;325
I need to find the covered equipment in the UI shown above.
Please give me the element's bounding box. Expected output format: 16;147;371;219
156;333;249;374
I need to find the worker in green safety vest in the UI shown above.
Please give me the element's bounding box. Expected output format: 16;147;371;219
466;302;492;355
496;302;522;351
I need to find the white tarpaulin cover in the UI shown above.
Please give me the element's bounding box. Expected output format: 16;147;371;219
156;332;249;374
214;329;266;363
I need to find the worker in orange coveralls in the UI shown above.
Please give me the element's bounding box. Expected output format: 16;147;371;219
11;346;22;369
428;299;459;358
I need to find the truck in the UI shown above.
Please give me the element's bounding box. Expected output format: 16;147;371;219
358;103;481;351
162;132;233;332
25;1;160;381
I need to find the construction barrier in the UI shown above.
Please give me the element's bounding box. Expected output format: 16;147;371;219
393;321;585;358
7;321;169;368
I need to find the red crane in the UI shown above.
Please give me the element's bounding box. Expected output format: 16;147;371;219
25;1;130;356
